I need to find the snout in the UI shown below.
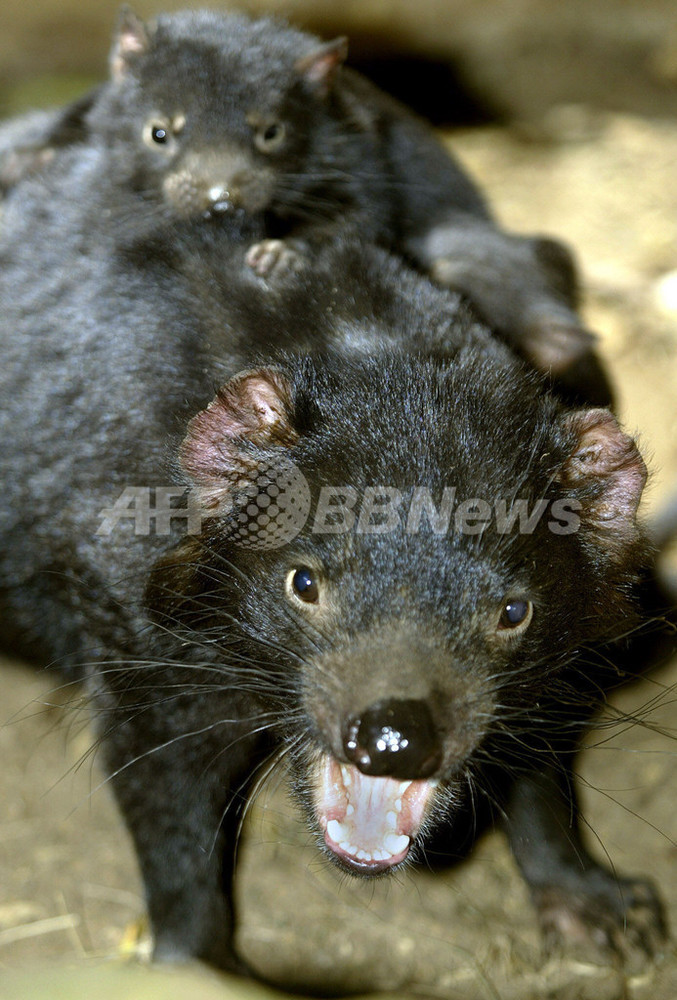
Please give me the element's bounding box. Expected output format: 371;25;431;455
312;699;444;877
301;628;494;876
205;184;233;214
162;149;275;218
343;698;442;779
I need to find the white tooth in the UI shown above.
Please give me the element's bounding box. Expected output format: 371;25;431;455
398;781;412;795
327;819;346;844
349;844;359;856
386;810;398;829
357;850;369;861
341;765;352;786
384;833;410;856
394;798;403;812
346;804;355;816
339;841;352;851
373;849;386;861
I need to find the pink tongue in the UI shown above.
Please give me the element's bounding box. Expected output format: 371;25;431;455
314;755;435;870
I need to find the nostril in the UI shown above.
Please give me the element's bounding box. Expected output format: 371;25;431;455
343;698;442;779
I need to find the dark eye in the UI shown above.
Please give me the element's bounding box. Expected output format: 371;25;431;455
498;599;533;632
143;119;176;151
289;567;319;604
255;121;286;153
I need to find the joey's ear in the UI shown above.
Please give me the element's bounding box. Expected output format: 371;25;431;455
557;408;647;556
295;37;348;98
110;6;151;82
180;368;297;504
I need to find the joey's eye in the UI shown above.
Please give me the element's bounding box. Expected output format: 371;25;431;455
143;118;178;151
254;121;286;153
498;599;533;633
288;567;320;605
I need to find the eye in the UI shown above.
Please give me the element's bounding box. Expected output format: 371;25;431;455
143;117;180;151
497;598;533;633
255;121;286;153
287;567;320;605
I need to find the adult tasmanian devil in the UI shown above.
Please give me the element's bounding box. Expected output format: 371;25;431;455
0;148;670;978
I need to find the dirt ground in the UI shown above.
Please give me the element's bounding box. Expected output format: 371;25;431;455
1;89;676;1000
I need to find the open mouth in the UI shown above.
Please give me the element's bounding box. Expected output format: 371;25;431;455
313;753;437;873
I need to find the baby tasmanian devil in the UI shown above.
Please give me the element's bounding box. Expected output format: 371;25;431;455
0;5;610;404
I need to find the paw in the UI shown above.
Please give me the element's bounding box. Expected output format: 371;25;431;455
245;239;305;279
429;245;595;377
533;876;668;966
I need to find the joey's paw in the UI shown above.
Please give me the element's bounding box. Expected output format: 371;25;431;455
430;253;594;374
245;239;305;279
429;255;477;299
518;318;597;375
534;877;668;967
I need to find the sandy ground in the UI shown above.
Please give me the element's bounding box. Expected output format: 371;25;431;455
0;114;676;999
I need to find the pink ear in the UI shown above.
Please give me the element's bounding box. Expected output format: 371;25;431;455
110;6;150;82
295;37;348;97
180;369;296;506
558;408;647;554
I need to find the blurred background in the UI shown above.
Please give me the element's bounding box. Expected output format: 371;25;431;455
1;2;676;999
2;0;677;123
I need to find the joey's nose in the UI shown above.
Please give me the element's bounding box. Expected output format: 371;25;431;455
343;698;442;779
207;184;232;213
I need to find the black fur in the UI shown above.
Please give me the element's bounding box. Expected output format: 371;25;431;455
0;153;669;977
0;7;611;406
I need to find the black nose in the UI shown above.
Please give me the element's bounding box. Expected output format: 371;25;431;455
343;698;442;779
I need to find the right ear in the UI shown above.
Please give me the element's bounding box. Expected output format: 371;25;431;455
295;37;348;99
110;6;150;82
180;368;297;511
556;408;647;561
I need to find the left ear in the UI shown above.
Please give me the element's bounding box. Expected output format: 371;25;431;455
557;408;647;556
295;37;348;98
179;367;297;511
110;6;151;83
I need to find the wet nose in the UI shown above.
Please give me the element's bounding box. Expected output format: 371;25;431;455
343;698;442;779
206;184;233;213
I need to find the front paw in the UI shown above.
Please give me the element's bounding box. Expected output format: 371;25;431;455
533;875;668;966
245;239;305;279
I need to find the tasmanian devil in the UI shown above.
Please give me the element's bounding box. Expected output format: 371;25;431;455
0;6;610;407
0;139;669;979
